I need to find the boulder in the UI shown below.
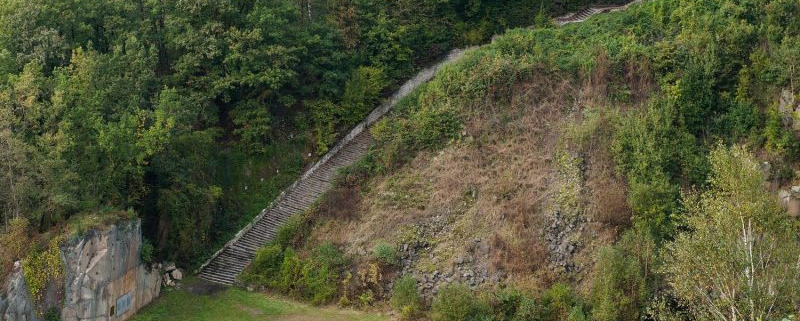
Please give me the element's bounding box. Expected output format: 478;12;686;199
164;262;177;272
170;269;183;281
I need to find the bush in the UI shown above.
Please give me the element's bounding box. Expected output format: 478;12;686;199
513;297;544;321
274;214;307;249
391;275;422;320
492;289;525;320
140;238;154;264
299;262;339;305
0;218;30;274
44;307;60;321
591;245;646;321
432;283;481;321
541;283;580;321
311;242;348;269
255;243;347;305
276;247;302;294
764;105;799;157
358;290;375;308
372;242;398;266
246;244;284;286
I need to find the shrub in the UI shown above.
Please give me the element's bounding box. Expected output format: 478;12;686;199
409;106;461;151
311;242;348;269
492;289;525;320
44;307;60;321
372;242;398;266
591;245;646;321
140;238;154;264
541;283;580;321
299;262;339;305
274;214;307;249
764;105;799;157
247;244;284;286
358;290;375;308
567;306;589;321
432;283;478;321
391;275;422;320
276;247;302;294
513;297;544;321
1;217;30;276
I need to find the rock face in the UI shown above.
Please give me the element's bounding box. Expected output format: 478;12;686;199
61;219;161;321
0;264;34;321
0;219;161;321
780;187;800;217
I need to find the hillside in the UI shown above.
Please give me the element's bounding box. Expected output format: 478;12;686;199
237;0;800;320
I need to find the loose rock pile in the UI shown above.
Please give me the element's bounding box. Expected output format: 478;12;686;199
545;210;585;273
161;263;184;287
394;215;506;300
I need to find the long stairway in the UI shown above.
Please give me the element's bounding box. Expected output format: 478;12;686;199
197;49;467;285
554;1;641;25
198;131;373;285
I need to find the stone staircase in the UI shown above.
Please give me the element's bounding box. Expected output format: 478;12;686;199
554;1;641;26
197;49;466;285
197;131;372;285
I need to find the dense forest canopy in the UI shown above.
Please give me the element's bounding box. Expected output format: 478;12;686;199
0;0;618;266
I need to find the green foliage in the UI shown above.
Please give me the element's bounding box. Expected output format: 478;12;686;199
372;242;398;267
611;100;706;241
311;242;348;269
22;236;64;309
541;283;582;321
274;214;307;249
512;297;544;321
431;283;489;321
299;260;339;305
246;242;347;306
141;238;155;264
244;244;285;286
663;145;800;320
44;307;60;321
591;245;647;321
764;106;799;157
277;247;303;294
390;275;422;320
342;67;388;123
357;290;375;308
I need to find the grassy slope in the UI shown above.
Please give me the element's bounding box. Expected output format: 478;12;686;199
132;280;388;321
302;2;656;294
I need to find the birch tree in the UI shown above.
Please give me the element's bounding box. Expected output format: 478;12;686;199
663;145;800;321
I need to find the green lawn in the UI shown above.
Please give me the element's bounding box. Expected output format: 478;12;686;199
132;280;390;321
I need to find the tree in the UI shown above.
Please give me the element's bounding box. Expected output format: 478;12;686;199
663;145;800;321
